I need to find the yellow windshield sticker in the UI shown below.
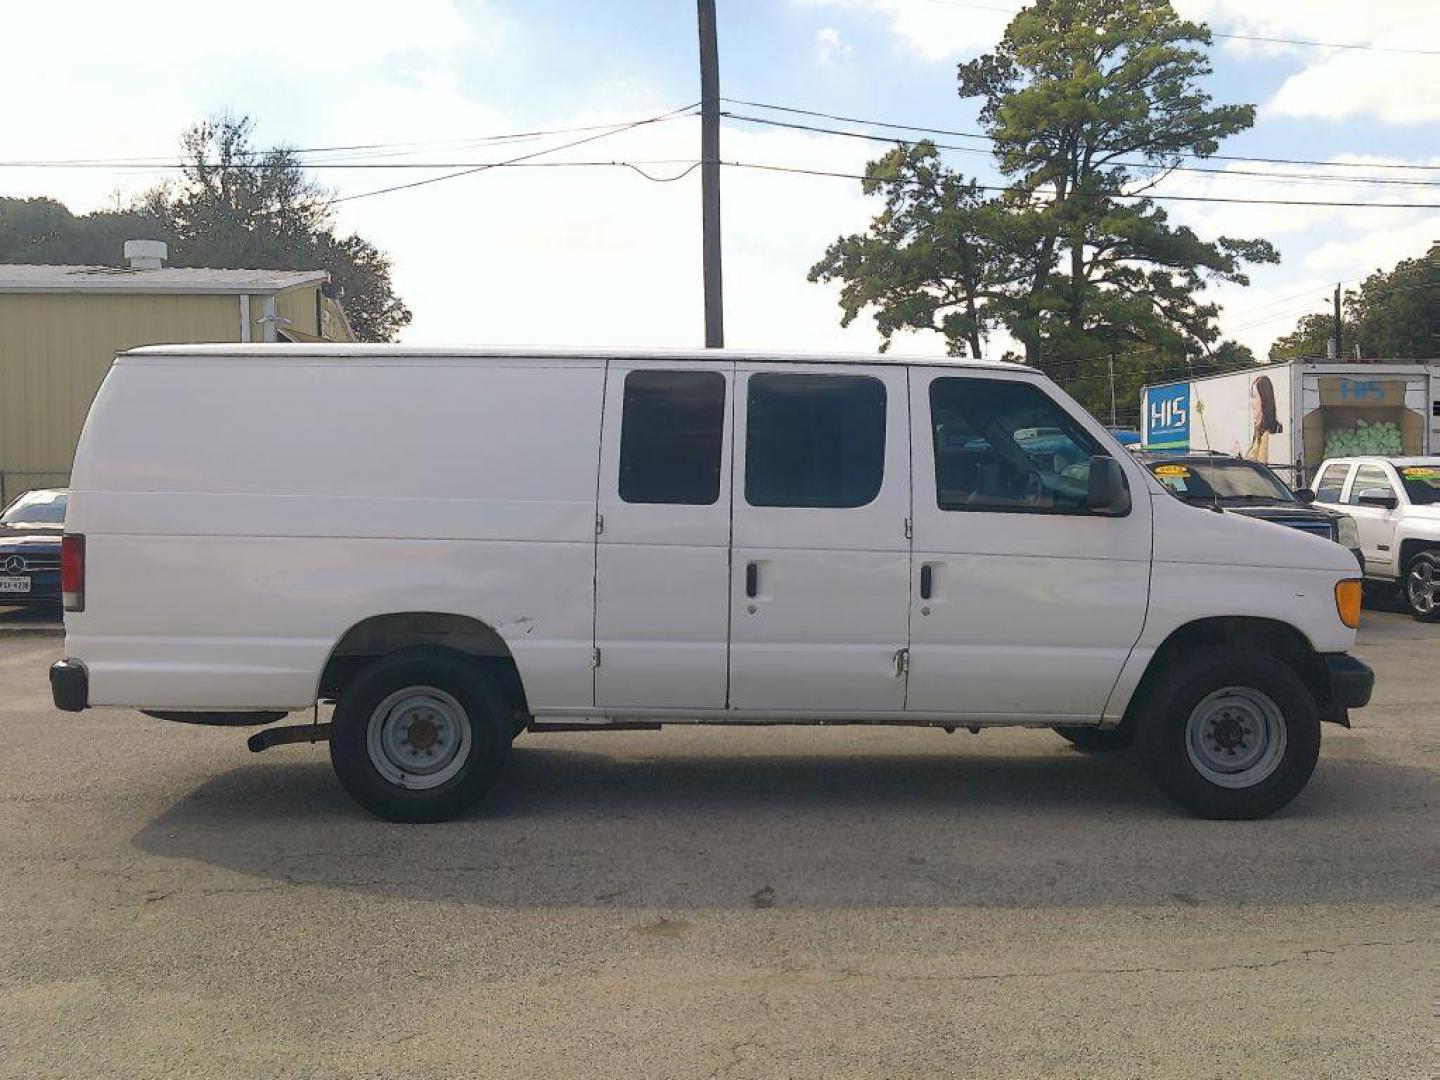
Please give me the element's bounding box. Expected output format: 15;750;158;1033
1154;464;1190;478
1401;467;1440;479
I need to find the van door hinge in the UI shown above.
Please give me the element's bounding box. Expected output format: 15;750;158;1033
904;517;913;539
892;647;909;677
592;648;602;669
595;513;604;535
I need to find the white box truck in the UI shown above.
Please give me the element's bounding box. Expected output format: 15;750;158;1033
1141;362;1440;486
51;345;1373;823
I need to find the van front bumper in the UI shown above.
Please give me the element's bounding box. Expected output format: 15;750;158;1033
50;658;88;712
1318;653;1374;726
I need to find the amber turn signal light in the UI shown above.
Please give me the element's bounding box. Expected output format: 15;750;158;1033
1334;579;1362;629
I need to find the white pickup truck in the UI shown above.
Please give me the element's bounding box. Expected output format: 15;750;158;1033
50;346;1373;822
1311;456;1440;620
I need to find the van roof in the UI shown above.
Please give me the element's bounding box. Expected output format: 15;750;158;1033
118;343;1027;371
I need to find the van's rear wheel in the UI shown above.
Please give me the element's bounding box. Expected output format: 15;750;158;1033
1053;724;1133;752
1137;648;1320;820
329;648;512;822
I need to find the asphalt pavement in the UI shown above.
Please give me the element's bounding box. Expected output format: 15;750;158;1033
0;607;1433;1078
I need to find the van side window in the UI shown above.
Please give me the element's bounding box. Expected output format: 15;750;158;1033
930;378;1101;513
1314;463;1349;502
619;370;726;505
1346;465;1394;506
745;374;886;508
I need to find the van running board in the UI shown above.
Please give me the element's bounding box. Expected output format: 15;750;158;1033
248;723;331;752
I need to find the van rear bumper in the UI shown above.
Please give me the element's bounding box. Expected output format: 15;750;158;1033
50;658;89;712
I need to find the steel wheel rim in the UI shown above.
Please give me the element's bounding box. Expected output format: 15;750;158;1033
1185;687;1287;789
1406;560;1436;615
366;685;472;791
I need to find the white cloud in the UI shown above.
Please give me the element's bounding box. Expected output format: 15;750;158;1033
1174;0;1440;123
797;0;1013;61
815;27;854;66
1266;53;1440;125
1126;147;1440;356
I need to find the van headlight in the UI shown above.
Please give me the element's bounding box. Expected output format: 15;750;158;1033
1335;514;1359;549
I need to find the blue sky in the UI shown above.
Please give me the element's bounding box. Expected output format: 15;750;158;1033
6;0;1438;361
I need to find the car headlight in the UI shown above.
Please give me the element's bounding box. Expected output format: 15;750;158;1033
1335;514;1359;549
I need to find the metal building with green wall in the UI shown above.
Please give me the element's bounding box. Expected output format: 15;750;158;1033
0;241;356;503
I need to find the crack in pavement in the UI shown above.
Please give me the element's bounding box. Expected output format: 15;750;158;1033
828;938;1424;984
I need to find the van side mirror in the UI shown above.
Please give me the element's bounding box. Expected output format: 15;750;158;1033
1356;488;1398;509
1295;488;1316;504
1086;455;1131;516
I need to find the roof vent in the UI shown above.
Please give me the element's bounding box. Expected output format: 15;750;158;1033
123;239;167;270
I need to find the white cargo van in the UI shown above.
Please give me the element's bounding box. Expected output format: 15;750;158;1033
51;346;1374;822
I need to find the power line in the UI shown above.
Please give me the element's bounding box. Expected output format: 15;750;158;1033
912;0;1440;56
0;114;701;169
721;159;1440;210
722;111;1440;189
327;104;698;205
724;98;1440;173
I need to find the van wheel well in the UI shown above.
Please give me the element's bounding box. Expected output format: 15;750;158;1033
318;613;529;730
1125;617;1331;726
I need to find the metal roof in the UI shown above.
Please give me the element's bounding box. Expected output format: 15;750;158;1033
119;343;1026;371
0;264;328;295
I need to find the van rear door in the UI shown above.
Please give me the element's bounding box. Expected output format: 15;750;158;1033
594;360;735;709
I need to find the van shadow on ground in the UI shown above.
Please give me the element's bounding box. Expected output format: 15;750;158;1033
132;737;1434;910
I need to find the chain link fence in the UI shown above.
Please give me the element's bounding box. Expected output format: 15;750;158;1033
0;472;71;508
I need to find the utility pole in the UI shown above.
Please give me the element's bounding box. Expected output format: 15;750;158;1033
1107;353;1117;428
1331;283;1342;361
697;0;724;348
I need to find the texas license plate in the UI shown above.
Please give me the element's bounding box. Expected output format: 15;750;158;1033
0;577;31;593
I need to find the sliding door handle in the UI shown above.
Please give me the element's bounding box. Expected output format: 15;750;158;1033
745;562;759;598
919;563;933;600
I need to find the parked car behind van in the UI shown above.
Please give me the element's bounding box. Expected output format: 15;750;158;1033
1311;455;1440;620
1137;452;1363;568
0;488;66;608
51;346;1373;822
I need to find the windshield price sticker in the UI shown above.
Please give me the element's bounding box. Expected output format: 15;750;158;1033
1154;464;1190;478
1400;467;1440;479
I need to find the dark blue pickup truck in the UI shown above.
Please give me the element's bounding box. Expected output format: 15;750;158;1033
0;489;66;608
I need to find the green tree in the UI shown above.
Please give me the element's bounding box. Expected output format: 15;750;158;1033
1269;251;1438;361
1;116;410;341
141;116;410;341
810;0;1276;412
0;196;164;265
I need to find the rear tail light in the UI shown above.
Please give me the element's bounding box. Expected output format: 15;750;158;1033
61;534;85;612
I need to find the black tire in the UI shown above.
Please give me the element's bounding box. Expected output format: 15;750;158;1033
1401;551;1440;622
1053;724;1133;752
329;647;513;823
1136;647;1320;820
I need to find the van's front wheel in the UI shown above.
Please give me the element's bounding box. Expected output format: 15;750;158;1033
329;648;512;822
1137;648;1320;820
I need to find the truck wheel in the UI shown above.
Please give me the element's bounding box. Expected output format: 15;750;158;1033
1137;648;1320;820
1053;724;1133;752
1402;551;1439;621
329;648;513;823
